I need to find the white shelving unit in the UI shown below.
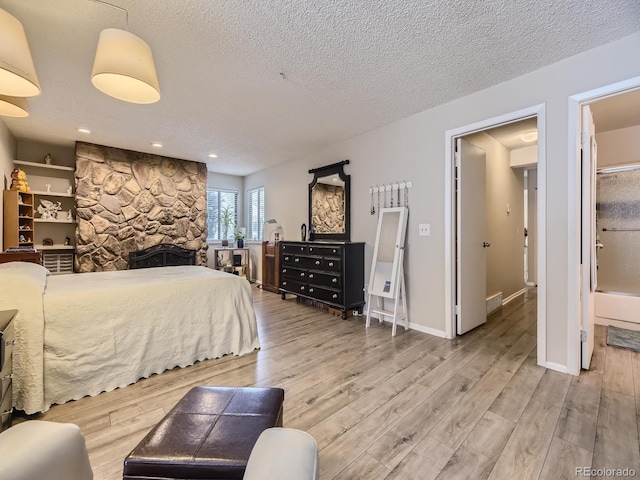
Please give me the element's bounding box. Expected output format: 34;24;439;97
13;159;76;273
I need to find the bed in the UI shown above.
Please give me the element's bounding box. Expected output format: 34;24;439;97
0;246;260;414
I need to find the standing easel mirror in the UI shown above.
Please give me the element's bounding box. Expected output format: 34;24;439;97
367;207;409;335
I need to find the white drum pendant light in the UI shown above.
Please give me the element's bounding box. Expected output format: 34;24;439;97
91;28;160;104
0;94;29;117
0;8;41;97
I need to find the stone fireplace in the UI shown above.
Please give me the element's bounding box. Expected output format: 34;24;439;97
74;142;208;272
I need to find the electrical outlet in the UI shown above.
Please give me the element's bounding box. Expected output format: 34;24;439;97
419;223;430;236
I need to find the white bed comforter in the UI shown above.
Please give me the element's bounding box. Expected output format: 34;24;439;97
0;262;260;414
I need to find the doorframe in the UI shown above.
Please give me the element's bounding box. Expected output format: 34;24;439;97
444;103;547;367
567;76;640;375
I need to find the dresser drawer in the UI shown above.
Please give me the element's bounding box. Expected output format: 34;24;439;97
281;243;307;254
281;267;307;281
307;285;342;304
0;320;14;372
308;270;341;288
0;381;12;432
307;245;341;257
0;351;12;399
296;255;324;269
280;279;307;294
321;257;341;272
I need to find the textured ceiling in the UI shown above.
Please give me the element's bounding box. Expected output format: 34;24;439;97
0;1;638;175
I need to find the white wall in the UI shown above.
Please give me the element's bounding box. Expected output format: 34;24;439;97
596;124;640;167
510;145;537;168
245;31;640;369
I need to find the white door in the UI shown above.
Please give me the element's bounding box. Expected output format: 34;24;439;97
581;105;597;369
457;138;488;334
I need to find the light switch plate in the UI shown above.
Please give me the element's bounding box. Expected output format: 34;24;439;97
419;223;430;236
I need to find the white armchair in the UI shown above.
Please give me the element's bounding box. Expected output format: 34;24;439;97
244;428;319;480
0;421;93;480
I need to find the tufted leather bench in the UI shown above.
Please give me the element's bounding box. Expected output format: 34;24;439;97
123;386;285;480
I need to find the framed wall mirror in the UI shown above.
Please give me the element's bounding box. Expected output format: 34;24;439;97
308;160;351;241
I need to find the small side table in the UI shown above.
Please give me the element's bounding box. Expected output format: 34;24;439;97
0;250;42;265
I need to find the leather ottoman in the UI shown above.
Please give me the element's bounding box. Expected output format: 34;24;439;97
123;386;285;480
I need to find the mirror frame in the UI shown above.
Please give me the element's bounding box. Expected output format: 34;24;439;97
308;159;351;241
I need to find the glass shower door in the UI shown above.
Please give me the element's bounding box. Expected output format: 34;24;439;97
596;165;640;295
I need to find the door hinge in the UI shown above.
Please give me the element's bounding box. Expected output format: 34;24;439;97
580;329;587;342
455;304;460;315
455;153;460;168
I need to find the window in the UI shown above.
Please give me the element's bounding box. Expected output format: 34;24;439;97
206;188;238;241
247;186;264;241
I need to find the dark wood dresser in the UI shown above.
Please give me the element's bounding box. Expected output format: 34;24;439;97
279;241;365;319
0;309;16;432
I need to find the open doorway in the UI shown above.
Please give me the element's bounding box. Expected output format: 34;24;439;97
444;104;547;366
456;119;538;334
568;76;640;374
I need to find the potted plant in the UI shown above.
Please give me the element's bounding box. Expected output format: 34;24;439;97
220;206;235;247
234;230;245;248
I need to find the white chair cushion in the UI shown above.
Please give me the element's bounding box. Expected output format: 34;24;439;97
0;420;92;480
243;427;319;480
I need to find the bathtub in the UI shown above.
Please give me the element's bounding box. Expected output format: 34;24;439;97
595;291;640;332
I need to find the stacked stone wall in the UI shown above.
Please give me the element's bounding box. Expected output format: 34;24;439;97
74;142;208;272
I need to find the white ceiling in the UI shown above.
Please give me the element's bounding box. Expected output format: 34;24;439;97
0;1;638;176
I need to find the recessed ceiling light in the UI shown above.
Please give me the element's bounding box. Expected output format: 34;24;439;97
77;127;91;134
208;153;218;159
520;131;538;142
151;142;163;148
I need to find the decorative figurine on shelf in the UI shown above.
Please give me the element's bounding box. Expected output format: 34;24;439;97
66;186;73;195
44;153;52;164
45;183;51;192
17;194;23;204
10;168;30;192
19;234;26;243
64;236;70;246
37;199;62;219
42;238;54;246
66;209;73;221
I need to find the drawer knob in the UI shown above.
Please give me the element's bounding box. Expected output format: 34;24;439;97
329;262;334;267
295;258;299;262
284;256;290;261
308;274;314;278
283;281;287;286
301;286;305;290
282;269;287;273
332;294;338;299
333;249;337;253
332;278;337;283
300;272;305;277
315;260;320;265
309;288;314;293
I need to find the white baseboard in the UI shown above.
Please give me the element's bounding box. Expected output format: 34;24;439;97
545;361;570;374
503;288;527;306
366;313;447;338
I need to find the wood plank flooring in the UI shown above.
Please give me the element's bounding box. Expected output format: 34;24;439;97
17;286;640;479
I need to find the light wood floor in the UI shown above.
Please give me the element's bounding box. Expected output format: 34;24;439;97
21;286;640;479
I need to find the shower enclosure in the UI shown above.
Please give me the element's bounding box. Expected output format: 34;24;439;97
595;164;640;328
596;165;640;295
